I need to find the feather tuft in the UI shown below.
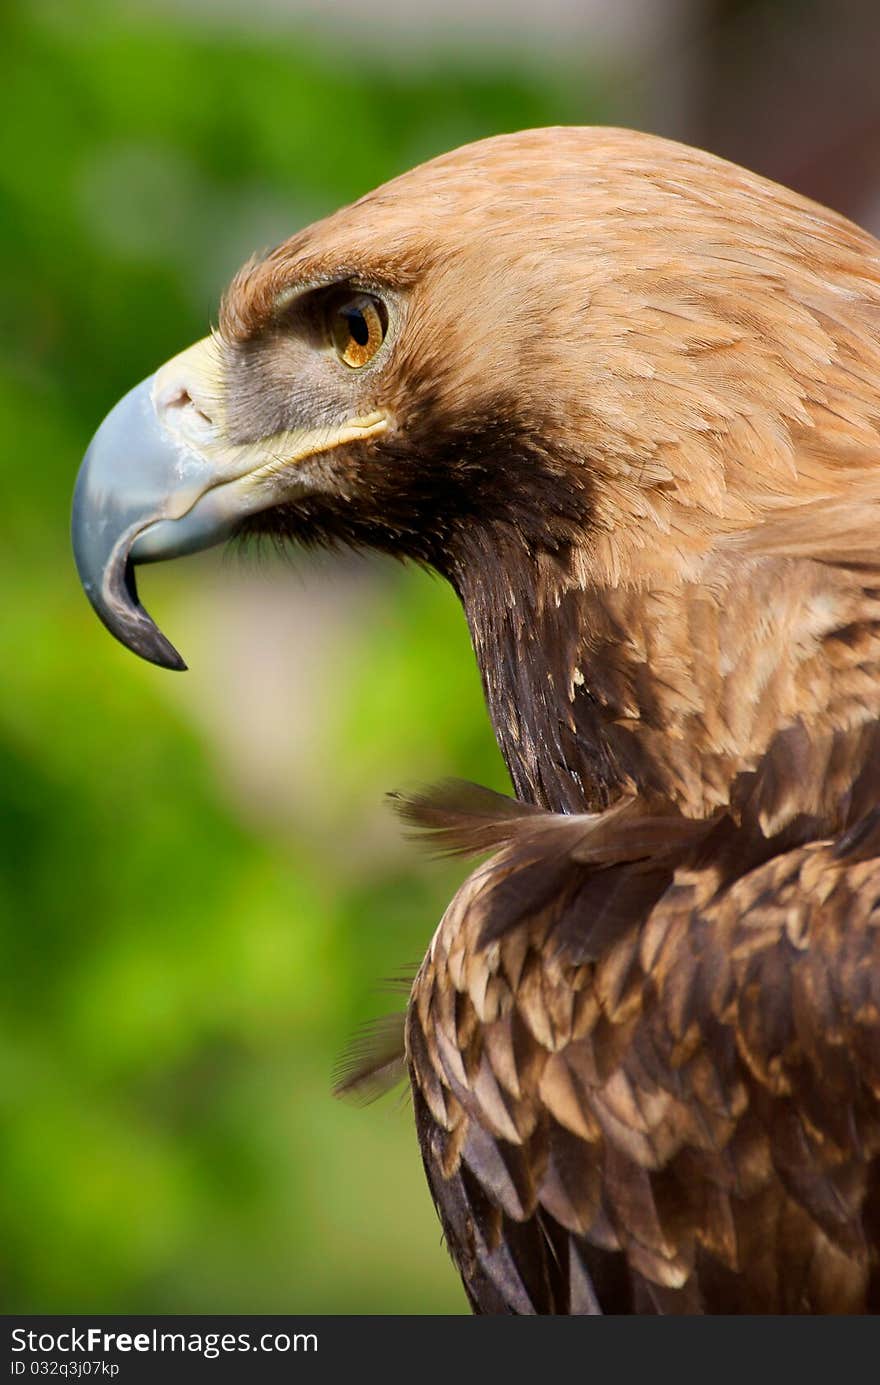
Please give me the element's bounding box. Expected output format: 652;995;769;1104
390;779;540;857
333;1013;408;1105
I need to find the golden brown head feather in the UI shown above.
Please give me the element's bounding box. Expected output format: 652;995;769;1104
222;126;880;574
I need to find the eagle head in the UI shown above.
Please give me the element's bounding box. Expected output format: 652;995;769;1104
75;127;619;668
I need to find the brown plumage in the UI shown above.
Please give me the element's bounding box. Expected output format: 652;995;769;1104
227;128;880;1313
79;127;880;1311
401;791;880;1311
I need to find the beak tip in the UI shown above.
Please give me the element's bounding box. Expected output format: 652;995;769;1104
113;562;190;672
90;598;190;672
138;633;188;672
161;649;189;673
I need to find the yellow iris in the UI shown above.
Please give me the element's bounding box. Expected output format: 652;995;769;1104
329;294;387;368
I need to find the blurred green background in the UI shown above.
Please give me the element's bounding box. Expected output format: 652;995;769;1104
2;0;878;1314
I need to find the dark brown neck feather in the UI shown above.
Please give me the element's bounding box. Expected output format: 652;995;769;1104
451;544;622;813
450;531;880;845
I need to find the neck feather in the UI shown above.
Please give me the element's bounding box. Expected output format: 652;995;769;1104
451;534;880;836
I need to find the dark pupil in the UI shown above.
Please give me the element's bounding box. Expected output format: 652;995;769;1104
343;306;369;347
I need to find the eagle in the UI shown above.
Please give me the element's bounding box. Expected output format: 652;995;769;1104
72;128;880;1314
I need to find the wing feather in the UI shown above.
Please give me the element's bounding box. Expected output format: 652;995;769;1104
407;785;880;1312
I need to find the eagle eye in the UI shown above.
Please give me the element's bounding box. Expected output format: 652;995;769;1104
328;293;387;368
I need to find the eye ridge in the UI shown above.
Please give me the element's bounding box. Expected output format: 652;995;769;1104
329;292;387;369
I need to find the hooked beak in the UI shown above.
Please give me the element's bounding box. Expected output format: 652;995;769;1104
71;337;387;670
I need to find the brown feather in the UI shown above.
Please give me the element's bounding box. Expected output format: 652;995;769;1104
333;1013;408;1104
213;127;880;1312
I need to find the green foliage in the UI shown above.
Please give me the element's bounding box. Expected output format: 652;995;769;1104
0;0;607;1311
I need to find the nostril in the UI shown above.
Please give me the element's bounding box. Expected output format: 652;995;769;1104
159;385;213;430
